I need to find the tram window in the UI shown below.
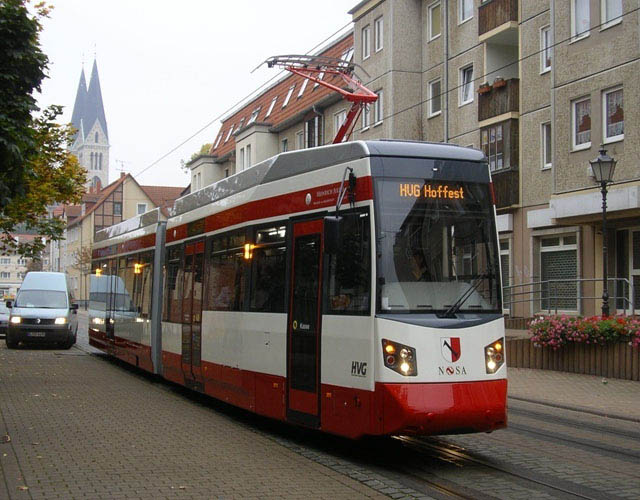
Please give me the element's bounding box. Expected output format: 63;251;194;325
207;231;245;311
325;210;371;315
249;225;286;312
164;246;183;323
132;252;153;318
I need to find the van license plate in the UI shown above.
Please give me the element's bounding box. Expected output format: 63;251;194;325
28;331;46;337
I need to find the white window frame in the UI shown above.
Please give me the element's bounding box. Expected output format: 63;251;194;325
137;203;147;215
296;130;304;149
374;90;383;125
601;0;623;29
571;97;591;151
540;25;552;73
428;2;441;41
282;85;295;108
500;238;511;315
362;25;371;60
571;0;590;41
541;122;552;170
459;0;473;24
265;97;277;118
459;64;474;106
281;138;288;152
297;79;308;99
602;86;624;144
539;234;579;313
428;78;442;117
239;147;245;171
246;144;251;169
334;109;347;135
374;16;383;52
362;103;371;130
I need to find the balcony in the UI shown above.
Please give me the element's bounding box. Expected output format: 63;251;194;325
493;168;519;208
479;0;518;39
478;78;519;122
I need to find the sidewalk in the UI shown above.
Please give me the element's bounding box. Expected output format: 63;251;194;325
507;367;640;422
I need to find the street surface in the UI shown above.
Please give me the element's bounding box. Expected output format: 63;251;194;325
1;312;639;499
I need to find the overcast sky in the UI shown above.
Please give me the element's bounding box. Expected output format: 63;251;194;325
36;0;354;188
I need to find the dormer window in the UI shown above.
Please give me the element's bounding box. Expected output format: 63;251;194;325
225;126;235;143
313;72;324;89
214;131;223;149
297;79;308;98
247;107;261;125
265;97;277;118
282;85;295;107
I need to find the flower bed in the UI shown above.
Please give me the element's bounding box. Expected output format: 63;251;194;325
529;315;640;349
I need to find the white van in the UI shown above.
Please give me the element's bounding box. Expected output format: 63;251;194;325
5;272;78;349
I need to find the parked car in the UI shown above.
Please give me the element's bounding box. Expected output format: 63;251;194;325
0;301;9;337
5;272;78;349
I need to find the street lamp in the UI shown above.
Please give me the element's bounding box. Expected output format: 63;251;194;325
589;147;617;317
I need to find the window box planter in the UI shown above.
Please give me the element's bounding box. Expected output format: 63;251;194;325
493;77;506;89
478;83;492;95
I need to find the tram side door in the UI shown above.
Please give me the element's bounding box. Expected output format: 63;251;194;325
181;240;205;388
287;219;324;426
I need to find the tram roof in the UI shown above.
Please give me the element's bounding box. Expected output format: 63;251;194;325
171;140;485;217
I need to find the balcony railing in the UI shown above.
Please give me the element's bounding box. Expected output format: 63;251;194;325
492;168;518;208
479;0;518;37
478;78;519;122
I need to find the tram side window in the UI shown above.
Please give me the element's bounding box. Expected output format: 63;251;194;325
164;246;183;323
325;210;371;315
249;225;286;312
131;251;153;318
207;231;245;311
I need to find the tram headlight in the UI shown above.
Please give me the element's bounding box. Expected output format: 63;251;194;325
10;315;21;324
382;339;417;376
485;338;505;374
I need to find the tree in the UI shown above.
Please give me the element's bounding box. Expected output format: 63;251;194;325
0;1;86;258
180;143;213;173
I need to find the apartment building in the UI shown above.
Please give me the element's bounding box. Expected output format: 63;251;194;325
194;33;355;184
0;234;50;297
348;0;638;318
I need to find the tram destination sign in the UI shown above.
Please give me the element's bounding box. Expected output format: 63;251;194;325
399;182;465;200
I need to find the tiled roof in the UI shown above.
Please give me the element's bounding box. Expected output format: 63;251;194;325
140;185;185;217
210;33;354;159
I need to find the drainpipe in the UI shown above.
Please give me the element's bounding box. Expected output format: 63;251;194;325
443;0;450;142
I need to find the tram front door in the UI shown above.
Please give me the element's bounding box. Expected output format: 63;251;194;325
287;219;323;427
181;240;205;389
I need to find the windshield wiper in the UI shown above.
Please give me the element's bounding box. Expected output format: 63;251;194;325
439;273;491;319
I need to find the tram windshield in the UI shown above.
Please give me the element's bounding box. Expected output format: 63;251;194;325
375;175;501;315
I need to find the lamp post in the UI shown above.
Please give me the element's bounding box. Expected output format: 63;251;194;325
589;147;617;317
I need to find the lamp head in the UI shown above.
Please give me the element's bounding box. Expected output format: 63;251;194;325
589;147;617;184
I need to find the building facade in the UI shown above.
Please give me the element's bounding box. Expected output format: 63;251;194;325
347;0;638;318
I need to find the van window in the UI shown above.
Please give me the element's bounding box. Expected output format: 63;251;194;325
15;290;67;308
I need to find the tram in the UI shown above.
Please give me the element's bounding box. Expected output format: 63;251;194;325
89;140;507;439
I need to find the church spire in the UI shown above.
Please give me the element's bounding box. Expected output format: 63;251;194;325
70;67;87;140
86;59;108;140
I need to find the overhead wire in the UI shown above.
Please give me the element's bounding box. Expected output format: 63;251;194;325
133;7;638;179
131;21;353;180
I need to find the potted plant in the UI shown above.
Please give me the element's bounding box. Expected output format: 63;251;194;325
478;82;491;95
493;76;506;88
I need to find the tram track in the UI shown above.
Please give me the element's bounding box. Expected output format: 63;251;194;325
396;436;623;500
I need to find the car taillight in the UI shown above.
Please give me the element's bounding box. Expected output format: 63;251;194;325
382;339;417;376
485;338;505;374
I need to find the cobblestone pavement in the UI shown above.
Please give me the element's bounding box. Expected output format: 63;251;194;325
0;342;387;499
507;367;640;421
2;313;639;499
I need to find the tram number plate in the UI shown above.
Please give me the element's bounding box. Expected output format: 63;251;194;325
27;331;46;337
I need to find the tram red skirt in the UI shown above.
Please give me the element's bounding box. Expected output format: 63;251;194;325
377;379;507;436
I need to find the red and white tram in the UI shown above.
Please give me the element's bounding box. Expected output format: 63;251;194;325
89;140;507;439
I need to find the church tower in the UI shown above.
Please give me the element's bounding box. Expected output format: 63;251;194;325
70;59;109;191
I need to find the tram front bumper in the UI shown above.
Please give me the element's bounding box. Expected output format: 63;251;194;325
377;379;507;436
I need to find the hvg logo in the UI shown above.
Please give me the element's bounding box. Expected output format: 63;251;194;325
351;361;367;377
